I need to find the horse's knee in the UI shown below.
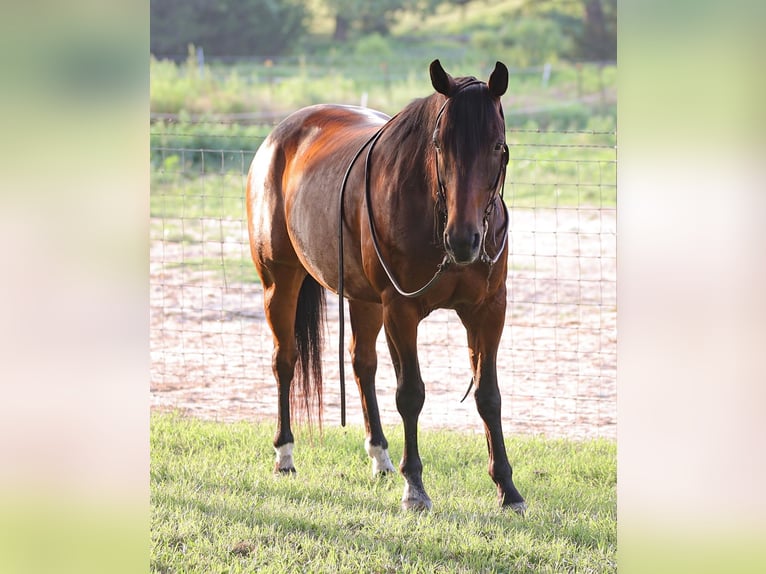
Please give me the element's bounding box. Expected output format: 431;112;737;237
351;349;377;383
396;382;425;417
474;384;501;419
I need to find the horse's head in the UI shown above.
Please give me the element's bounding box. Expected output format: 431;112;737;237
429;59;509;265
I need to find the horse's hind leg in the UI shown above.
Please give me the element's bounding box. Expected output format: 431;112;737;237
260;266;306;474
348;300;395;476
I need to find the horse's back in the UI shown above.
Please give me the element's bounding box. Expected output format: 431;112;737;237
247;104;388;290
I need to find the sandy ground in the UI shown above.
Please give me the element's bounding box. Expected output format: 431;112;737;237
151;207;616;440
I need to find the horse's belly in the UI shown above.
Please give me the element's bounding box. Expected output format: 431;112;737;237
286;181;378;301
286;185;340;290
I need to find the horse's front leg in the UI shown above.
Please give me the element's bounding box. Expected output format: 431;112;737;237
383;301;431;511
348;300;395;476
458;292;526;514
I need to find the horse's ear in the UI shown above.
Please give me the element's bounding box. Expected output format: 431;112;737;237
488;61;508;98
430;59;454;97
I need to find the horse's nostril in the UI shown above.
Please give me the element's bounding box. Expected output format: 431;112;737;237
444;229;481;264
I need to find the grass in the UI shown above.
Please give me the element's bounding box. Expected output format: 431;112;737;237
151;413;616;573
151;171;246;220
150;167;261;285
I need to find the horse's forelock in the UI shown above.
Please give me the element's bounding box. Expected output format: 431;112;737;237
439;81;502;162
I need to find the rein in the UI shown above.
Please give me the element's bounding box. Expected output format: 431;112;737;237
336;83;510;425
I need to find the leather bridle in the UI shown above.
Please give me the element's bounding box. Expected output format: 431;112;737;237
335;81;510;425
431;80;510;267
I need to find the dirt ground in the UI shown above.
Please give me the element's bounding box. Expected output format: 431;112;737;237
151;208;616;440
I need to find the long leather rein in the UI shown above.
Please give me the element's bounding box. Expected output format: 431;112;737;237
335;83;510;426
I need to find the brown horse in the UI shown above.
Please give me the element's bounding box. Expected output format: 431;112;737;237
247;59;525;513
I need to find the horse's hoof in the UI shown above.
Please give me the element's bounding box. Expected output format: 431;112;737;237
373;459;397;476
503;500;527;516
273;443;295;476
365;441;397;477
401;497;432;512
401;484;432;511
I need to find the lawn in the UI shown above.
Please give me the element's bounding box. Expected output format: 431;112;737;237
151;413;616;573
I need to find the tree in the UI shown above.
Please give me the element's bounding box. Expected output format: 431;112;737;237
578;0;616;61
150;0;309;59
323;0;414;41
513;0;616;62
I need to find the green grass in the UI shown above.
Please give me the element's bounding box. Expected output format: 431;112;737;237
162;257;260;285
151;171;246;220
505;126;616;209
151;413;616;573
150;168;261;285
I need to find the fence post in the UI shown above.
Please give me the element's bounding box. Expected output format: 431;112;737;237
542;62;552;87
197;46;205;79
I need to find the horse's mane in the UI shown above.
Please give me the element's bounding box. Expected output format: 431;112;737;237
376;94;440;194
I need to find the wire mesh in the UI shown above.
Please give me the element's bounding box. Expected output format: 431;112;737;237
150;128;616;439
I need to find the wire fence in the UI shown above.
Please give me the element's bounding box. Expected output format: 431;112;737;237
150;128;616;439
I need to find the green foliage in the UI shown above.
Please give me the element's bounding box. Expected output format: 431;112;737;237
513;0;616;62
150;0;309;58
323;0;413;39
397;0;616;64
151;413;616;573
148;0;618;127
148;0;617;63
472;17;572;67
150;54;616;129
354;33;393;60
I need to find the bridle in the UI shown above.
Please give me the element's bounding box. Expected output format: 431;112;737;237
335;81;510;425
431;80;510;268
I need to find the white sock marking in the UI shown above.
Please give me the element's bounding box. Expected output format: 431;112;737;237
274;442;294;470
365;439;396;476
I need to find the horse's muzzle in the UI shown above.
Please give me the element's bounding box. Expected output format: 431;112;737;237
444;229;481;265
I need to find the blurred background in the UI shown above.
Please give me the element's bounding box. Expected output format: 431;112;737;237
149;0;619;441
149;0;615;127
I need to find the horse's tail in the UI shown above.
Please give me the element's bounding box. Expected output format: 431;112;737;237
293;274;326;428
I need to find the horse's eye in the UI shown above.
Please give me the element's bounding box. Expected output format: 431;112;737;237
494;142;504;152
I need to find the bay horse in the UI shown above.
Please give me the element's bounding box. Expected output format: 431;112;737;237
246;59;526;513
